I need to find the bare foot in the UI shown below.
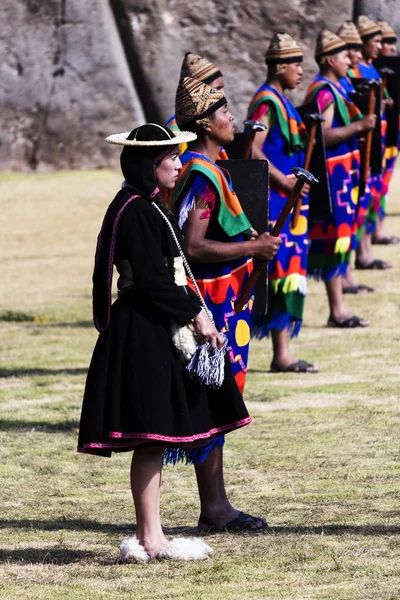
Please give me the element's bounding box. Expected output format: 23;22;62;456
138;534;169;557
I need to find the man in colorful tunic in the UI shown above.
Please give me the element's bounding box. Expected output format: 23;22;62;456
246;32;316;373
172;76;281;531
336;21;376;293
305;30;376;328
352;16;393;266
374;20;400;245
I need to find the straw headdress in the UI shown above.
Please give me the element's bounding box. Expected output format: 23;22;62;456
337;21;362;48
175;77;226;127
377;20;397;43
356;16;382;41
265;32;303;65
179;52;222;85
105;123;196;146
315;29;347;61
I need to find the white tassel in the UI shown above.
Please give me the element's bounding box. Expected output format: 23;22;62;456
186;334;227;389
159;537;213;561
120;537;150;562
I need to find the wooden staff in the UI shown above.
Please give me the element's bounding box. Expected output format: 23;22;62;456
362;84;377;183
291;113;325;229
234;167;319;314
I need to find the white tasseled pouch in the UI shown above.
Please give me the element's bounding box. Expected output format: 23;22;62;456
152;202;227;388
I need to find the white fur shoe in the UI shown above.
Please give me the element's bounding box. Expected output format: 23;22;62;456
119;536;212;562
158;537;213;561
120;537;150;562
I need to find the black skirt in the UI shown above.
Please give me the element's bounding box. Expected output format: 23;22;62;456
78;288;251;457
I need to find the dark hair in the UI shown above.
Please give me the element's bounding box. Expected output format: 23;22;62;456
181;120;199;134
119;124;177;198
179;113;217;137
361;31;382;42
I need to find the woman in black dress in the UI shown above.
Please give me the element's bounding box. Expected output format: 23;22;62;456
78;124;251;561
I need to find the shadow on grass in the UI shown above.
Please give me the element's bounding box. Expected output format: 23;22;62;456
0;547;112;565
0;419;79;432
42;321;94;329
270;523;400;536
0;518;195;536
0;518;399;537
0;316;93;327
0;368;87;378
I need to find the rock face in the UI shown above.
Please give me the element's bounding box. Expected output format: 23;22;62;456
3;0;397;171
0;0;144;171
114;0;353;124
361;0;400;38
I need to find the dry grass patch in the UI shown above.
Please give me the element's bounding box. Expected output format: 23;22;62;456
0;169;399;599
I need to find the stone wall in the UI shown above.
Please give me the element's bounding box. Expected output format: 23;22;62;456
114;0;353;125
0;0;144;171
360;0;400;38
3;0;392;172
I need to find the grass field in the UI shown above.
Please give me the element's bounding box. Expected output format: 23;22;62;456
0;170;399;600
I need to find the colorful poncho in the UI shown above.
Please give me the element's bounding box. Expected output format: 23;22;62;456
174;152;253;240
350;62;388;229
164;115;181;135
380;145;399;220
305;75;362;279
248;83;307;155
247;83;308;338
367;65;398;224
338;74;370;242
172;151;253;395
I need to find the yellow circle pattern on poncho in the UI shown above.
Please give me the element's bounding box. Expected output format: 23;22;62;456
351;185;359;206
290;214;308;235
235;319;251;347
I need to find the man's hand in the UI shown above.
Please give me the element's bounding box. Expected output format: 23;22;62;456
383;97;394;109
283;174;310;199
249;228;259;240
252;232;282;261
357;114;377;133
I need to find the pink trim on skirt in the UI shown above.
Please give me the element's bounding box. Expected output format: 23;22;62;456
78;416;251;453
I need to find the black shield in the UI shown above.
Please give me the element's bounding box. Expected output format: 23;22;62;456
216;158;269;316
296;101;333;220
373;56;400;148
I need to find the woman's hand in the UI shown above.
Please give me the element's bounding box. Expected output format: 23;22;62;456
192;309;224;350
